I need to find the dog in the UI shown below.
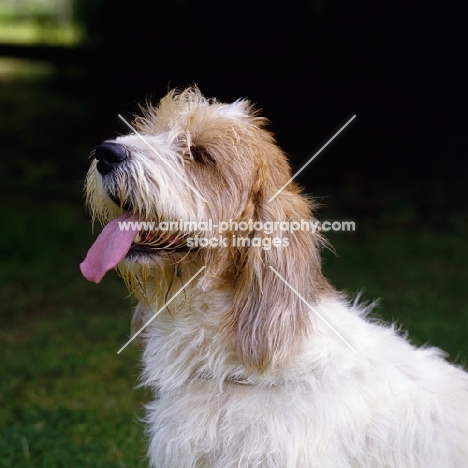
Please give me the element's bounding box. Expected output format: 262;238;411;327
80;87;468;467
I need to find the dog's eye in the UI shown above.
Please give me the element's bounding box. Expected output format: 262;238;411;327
190;145;216;166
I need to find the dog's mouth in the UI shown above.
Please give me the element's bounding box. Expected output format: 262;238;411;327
80;212;194;284
129;229;190;254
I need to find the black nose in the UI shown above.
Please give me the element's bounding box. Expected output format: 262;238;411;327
94;142;128;175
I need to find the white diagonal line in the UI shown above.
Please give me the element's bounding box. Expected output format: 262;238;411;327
268;266;357;353
268;115;356;202
118;114;208;202
117;266;206;354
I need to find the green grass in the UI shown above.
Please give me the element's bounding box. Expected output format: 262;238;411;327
1;198;147;467
0;69;466;467
2;195;467;467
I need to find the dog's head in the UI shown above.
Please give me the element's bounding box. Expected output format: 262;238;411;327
82;87;333;372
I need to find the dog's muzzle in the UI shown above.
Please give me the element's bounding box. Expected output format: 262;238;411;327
95;142;128;175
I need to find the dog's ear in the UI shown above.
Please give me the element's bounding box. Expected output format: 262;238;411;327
226;186;331;373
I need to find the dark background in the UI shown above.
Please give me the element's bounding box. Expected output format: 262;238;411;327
1;1;467;466
1;0;466;218
86;0;463;214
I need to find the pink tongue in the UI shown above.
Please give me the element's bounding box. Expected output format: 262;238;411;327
80;212;137;284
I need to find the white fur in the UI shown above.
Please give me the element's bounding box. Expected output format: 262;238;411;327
139;293;468;468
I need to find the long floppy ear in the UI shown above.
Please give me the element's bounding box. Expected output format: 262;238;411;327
227;185;332;373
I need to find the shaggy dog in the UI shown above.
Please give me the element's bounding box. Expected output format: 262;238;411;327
80;87;468;467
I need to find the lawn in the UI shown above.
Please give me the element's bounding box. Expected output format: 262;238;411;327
0;198;147;468
2;196;467;467
0;68;147;467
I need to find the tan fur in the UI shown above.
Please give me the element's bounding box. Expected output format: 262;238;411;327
85;87;334;371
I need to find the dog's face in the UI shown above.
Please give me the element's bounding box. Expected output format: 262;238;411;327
82;87;331;371
84;88;309;278
86;88;288;250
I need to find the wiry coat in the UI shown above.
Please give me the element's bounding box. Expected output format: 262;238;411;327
84;88;468;467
